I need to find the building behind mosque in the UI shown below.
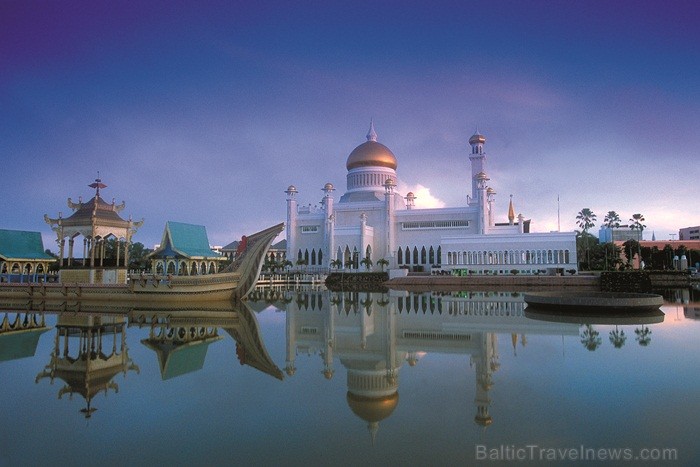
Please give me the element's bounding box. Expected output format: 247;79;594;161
285;123;577;275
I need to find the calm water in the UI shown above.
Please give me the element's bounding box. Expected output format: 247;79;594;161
1;286;699;466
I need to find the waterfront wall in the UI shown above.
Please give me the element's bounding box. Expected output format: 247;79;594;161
386;274;599;291
325;272;389;291
600;271;690;292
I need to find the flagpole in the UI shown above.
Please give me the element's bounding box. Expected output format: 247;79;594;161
557;195;560;232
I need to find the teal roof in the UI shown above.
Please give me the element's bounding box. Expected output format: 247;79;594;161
0;328;50;362
0;229;54;260
142;337;222;380
151;221;222;259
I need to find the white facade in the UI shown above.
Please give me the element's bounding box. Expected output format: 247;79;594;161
285;123;578;273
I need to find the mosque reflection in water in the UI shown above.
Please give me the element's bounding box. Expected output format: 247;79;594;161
0;286;676;440
247;286;665;440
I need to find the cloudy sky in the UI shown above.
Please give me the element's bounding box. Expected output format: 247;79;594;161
2;0;699;249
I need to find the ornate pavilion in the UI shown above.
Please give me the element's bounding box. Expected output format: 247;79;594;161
44;177;142;283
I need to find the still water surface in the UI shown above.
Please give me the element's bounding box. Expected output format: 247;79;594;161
1;287;698;466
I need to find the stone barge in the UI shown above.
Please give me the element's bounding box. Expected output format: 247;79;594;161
523;291;664;313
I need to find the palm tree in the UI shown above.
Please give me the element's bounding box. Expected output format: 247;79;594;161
629;213;646;267
376;258;389;272
576;208;597;269
608;326;626;348
360;256;373;271
629;213;646;234
580;324;602;351
635;326;652;346
602;211;621;269
329;258;342;270
603;211;621;230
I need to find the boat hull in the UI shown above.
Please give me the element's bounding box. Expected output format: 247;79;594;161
523;291;664;313
0;223;284;303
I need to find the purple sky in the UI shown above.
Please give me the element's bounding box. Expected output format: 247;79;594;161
2;0;699;249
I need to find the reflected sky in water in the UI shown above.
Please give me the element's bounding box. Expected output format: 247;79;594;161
1;287;699;466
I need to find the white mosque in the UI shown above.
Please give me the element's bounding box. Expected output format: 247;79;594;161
285;123;577;274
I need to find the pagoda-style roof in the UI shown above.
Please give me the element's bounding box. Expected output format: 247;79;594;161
43;177;143;240
150;221;223;260
0;229;54;261
60;195;130;228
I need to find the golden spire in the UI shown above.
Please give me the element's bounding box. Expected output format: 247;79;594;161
508;194;515;224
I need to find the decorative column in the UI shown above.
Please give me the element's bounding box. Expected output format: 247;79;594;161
285;186;298;265
384;178;396;262
487;187;496;228
322;183;335;266
360;212;367;261
285;296;297;377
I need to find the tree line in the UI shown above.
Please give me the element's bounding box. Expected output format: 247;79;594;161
575;209;695;271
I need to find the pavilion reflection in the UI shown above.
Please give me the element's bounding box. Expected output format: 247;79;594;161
0;298;282;418
35;313;138;418
251;288;582;442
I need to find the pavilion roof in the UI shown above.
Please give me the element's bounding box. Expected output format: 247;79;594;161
61;195;130;227
151;221;222;259
0;229;54;261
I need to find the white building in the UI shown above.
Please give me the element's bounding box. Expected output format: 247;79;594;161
679;226;700;241
285;123;577;274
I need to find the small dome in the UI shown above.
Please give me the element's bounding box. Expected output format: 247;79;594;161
285;185;298;193
406;192;415;198
469;132;486;145
323;182;335;191
346;141;398;171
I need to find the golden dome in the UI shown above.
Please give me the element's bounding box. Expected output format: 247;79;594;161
346;391;399;423
475;414;493;426
346;140;398;171
469;132;486;144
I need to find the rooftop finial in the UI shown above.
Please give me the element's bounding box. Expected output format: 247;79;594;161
88;171;107;197
367;119;378;142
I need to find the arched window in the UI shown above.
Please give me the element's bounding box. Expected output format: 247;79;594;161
311;249;316;265
429;246;435;264
366;245;372;260
304;249;309;264
398;247;403;264
405;247;411;264
318;250;323;265
421;247;427;264
437;246;442;265
413;246;419;264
